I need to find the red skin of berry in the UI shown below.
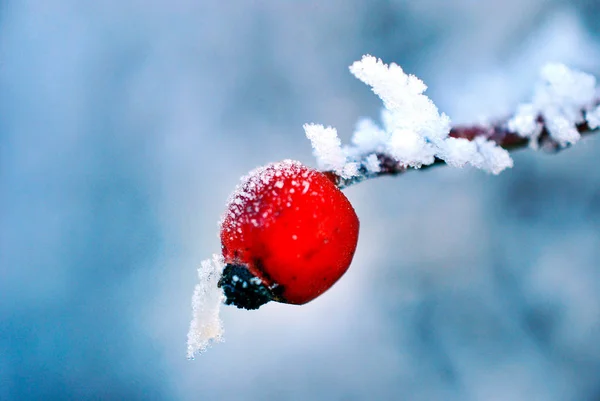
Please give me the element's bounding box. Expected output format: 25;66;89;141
220;160;359;305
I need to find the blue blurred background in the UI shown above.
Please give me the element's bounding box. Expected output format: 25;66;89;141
2;1;600;400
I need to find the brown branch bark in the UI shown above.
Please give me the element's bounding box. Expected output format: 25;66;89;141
325;118;597;188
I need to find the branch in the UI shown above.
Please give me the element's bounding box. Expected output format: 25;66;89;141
308;57;600;188
326;117;598;188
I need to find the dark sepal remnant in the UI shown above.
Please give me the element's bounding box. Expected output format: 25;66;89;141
218;263;275;310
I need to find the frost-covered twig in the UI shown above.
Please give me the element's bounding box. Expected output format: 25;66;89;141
325;117;597;188
307;56;600;188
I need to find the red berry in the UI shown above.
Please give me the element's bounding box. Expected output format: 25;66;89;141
219;160;359;309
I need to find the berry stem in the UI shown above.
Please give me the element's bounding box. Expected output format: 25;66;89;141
327;116;598;188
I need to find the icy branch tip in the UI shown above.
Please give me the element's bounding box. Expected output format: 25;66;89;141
187;254;226;359
509;63;599;148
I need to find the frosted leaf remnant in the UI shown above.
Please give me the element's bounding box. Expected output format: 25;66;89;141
305;55;513;176
187;254;226;359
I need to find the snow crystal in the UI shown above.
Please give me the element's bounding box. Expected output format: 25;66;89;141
303;123;359;178
509;63;598;147
305;55;514;176
389;128;436;167
349;55;451;142
507;104;543;148
350;117;388;152
187;254;226;359
586;105;600;129
364;154;381;174
471;137;514;175
440;137;479;168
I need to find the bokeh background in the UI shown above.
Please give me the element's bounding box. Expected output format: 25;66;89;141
2;1;600;400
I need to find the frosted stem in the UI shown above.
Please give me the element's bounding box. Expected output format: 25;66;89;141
327;115;597;188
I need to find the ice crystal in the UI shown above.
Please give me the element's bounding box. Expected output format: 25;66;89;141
187;254;226;359
305;55;514;176
508;63;598;148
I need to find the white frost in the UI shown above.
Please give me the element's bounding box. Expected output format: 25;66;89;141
471;137;515;175
303;123;359;178
349;55;451;143
509;63;598;147
305;55;514;176
187;254;226;359
507;104;543;148
363;153;381;174
586;105;600;129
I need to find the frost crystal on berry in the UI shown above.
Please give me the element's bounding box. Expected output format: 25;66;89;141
187;254;225;359
219;159;306;234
